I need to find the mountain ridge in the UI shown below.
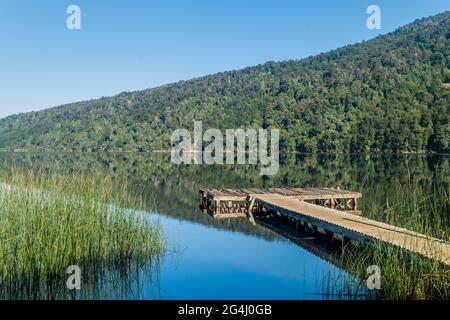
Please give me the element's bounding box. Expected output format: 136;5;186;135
1;11;449;153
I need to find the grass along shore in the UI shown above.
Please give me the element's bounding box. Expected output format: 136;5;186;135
0;165;165;298
330;171;450;299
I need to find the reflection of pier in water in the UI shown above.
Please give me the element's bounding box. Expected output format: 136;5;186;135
255;214;348;267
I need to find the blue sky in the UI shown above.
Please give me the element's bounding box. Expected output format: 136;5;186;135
0;0;449;119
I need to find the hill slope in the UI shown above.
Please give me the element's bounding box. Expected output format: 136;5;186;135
0;12;449;153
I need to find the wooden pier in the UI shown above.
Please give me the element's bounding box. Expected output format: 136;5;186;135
200;188;361;217
199;188;450;266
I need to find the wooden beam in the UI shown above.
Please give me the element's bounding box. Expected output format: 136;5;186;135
246;196;256;225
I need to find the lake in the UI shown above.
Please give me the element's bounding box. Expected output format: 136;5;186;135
0;152;448;299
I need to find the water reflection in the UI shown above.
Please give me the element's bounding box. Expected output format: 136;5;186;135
0;259;160;300
0;152;447;299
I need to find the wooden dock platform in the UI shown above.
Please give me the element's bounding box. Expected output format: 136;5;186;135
200;187;361;217
199;188;450;266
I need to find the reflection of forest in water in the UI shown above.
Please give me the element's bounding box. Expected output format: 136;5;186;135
1;152;448;242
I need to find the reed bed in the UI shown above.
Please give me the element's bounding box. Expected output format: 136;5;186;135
340;242;450;300
328;171;450;300
0;165;165;299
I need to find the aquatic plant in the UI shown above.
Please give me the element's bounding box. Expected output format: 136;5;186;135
0;165;165;299
333;170;450;300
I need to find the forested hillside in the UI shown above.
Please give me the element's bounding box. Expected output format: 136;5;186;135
0;12;449;153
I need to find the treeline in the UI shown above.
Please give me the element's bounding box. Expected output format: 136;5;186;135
0;11;449;153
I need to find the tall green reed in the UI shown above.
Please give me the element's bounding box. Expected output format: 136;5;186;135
329;168;450;300
0;165;165;298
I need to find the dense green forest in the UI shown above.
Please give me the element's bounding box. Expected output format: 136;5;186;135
0;12;449;153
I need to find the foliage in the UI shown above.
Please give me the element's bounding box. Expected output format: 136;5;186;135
0;12;449;153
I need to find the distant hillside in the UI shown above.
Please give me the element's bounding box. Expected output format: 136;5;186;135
0;12;449;153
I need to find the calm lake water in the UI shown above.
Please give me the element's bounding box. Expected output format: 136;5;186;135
0;153;448;299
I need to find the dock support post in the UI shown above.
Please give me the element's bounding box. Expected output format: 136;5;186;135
206;194;213;215
326;230;334;243
215;200;221;216
303;222;311;233
246;196;256;225
312;225;318;236
295;220;302;236
200;192;207;213
303;221;309;233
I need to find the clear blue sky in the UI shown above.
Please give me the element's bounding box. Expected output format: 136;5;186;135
0;0;449;119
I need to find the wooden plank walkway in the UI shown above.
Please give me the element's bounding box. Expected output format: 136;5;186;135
255;194;450;266
201;188;361;201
